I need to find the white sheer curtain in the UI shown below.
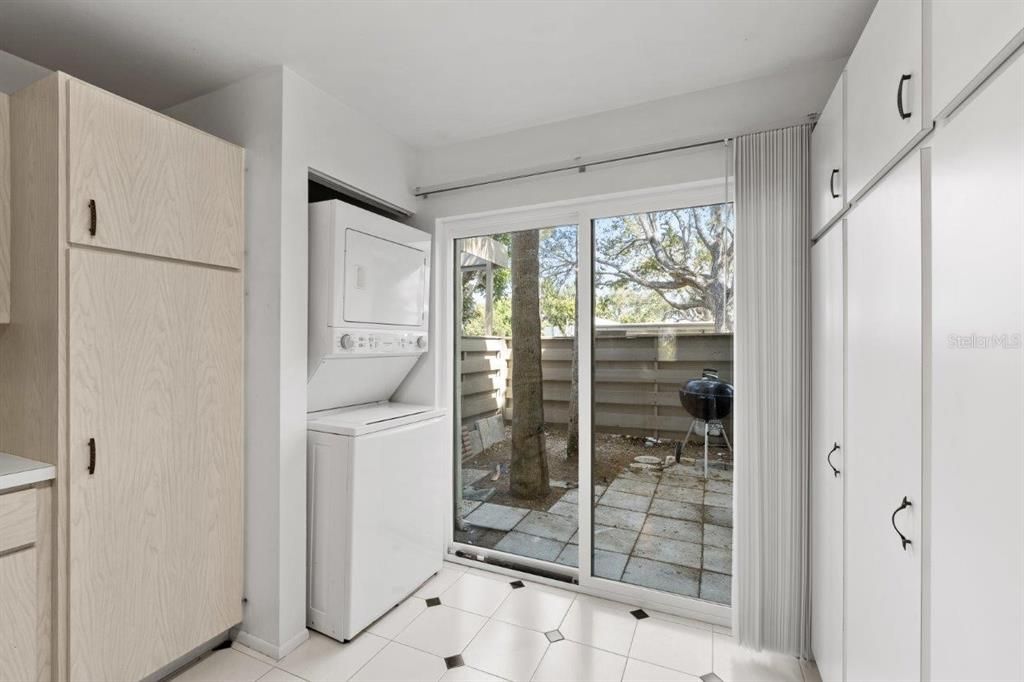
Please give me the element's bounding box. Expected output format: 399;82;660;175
732;124;812;657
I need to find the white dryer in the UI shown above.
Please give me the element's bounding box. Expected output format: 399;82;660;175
306;200;445;642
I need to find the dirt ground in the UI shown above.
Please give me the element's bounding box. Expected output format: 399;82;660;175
462;424;733;512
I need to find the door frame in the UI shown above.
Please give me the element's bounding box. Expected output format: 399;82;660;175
434;179;733;625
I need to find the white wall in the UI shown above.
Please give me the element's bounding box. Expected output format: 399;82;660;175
412;58;845;222
0;49;50;93
167;66;419;659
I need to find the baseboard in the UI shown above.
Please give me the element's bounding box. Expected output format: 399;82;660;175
232;626;309;661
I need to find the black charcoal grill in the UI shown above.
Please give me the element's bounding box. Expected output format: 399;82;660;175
675;368;734;477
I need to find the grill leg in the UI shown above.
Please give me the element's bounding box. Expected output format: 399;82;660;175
719;422;733;452
679;420;696;463
703;420;709;479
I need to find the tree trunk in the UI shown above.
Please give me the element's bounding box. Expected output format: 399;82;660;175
509;230;549;498
565;314;579;460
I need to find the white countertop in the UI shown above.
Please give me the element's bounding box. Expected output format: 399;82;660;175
0;452;55;492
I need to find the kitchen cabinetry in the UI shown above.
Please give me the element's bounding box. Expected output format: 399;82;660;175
810;224;844;682
811;76;845;237
845;0;928;201
0;72;244;682
932;0;1024;118
929;50;1023;681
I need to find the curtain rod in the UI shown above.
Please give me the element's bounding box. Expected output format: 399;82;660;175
415;137;731;198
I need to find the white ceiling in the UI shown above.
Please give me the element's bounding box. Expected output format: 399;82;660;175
0;0;874;148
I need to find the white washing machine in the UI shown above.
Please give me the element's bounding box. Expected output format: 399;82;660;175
306;402;445;642
306;200;445;641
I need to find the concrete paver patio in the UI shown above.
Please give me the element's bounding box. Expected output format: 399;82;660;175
455;457;734;605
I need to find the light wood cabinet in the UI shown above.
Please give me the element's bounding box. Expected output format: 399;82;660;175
811;76;845;238
929;50;1023;681
932;0;1024;118
845;0;929;202
67;80;244;269
67;249;243;681
845;152;923;682
810;225;844;682
0;483;53;682
0;545;37;681
0;72;244;682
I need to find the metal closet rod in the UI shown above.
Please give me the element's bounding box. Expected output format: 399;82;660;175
414;137;731;198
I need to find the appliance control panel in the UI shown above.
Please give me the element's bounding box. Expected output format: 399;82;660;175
332;329;428;354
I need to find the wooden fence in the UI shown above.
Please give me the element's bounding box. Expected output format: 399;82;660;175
459;329;734;440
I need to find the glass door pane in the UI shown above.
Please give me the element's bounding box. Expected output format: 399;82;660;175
453;225;580;570
589;203;735;605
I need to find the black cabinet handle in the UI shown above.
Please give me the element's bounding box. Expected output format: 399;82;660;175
897;74;912;120
827;442;841;477
87;437;96;475
829;169;840;199
88;199;97;237
891;496;912;550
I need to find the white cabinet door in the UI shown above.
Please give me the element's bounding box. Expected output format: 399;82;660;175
929;52;1023;682
846;0;927;201
932;0;1024;118
845;152;922;682
811;76;845;238
810;225;845;682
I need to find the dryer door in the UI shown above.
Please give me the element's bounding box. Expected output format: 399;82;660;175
342;229;426;326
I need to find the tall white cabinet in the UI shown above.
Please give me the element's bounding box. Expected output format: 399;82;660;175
810;225;844;682
845;153;923;682
929;52;1023;682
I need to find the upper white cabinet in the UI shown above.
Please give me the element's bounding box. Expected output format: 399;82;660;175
845;0;929;201
811;75;845;238
810;224;844;682
845;152;923;682
932;0;1024;118
929;51;1023;682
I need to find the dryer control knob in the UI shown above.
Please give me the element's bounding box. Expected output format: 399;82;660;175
339;334;355;350
416;336;427;349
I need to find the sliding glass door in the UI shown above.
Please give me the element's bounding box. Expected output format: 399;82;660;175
586;203;735;606
444;181;735;616
453;225;580;570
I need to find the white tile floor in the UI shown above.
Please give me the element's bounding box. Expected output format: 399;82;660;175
171;562;817;682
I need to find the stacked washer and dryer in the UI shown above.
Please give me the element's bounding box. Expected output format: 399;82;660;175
306;200;445;642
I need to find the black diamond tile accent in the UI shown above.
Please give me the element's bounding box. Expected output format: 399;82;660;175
425;597;441;607
630;608;649;620
444;654;465;669
510;580;525;589
545;629;564;643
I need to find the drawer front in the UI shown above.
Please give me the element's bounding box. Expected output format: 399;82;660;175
67;79;244;269
0;487;36;554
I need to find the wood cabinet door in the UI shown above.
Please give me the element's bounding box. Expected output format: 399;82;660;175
67;79;244;269
0;546;37;682
845;0;926;201
930;52;1023;681
67;248;243;681
811;75;845;239
845;153;922;682
932;0;1024;118
810;225;845;682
